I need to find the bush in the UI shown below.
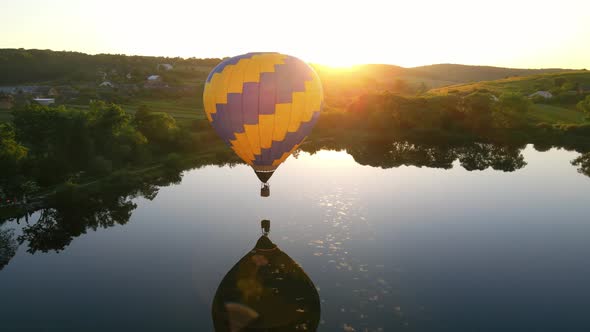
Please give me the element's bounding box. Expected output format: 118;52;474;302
164;153;183;170
497;92;531;113
89;156;113;176
577;95;590;114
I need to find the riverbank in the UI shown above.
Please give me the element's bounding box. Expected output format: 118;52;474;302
0;147;240;223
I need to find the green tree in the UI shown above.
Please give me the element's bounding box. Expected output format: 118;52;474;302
494;92;531;128
554;77;567;87
497;92;531;113
88;101;132;138
460;92;494;131
534;78;553;90
0;123;27;164
12;104;94;184
134;106;179;147
576;95;590;115
561;81;577;92
0;123;28;196
87;101;146;163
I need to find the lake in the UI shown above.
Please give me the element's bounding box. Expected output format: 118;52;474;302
1;144;590;331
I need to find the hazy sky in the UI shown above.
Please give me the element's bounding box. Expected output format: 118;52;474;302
2;0;589;68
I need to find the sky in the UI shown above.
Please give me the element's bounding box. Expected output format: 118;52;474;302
1;0;589;69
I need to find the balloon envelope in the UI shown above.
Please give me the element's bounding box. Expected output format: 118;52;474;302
203;52;323;182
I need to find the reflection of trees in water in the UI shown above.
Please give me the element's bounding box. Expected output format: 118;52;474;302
0;228;17;271
533;143;554;153
572;153;590;177
303;139;528;172
457;143;526;172
5;139;590;258
349;141;458;169
0;156;244;266
19;194;137;253
16;169;184;254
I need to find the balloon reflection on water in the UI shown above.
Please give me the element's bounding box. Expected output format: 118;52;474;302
212;220;321;331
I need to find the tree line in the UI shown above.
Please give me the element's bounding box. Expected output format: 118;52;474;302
315;91;590;143
0;48;221;85
0;102;225;200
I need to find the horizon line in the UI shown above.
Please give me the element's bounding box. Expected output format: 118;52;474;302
1;47;586;72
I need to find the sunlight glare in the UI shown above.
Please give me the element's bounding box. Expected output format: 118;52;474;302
0;0;589;68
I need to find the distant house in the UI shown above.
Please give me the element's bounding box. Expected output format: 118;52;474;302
33;98;55;106
145;75;167;89
99;81;115;88
48;87;59;97
490;95;499;102
126;73;133;80
157;63;173;71
528;91;553;99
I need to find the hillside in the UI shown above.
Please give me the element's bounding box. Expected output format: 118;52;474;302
424;71;590;126
0;48;576;87
427;71;590;96
0;48;220;85
409;64;574;83
0;48;585;119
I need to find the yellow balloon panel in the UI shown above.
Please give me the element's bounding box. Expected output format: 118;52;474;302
204;52;323;168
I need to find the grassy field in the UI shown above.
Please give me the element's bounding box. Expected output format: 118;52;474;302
423;71;589;126
65;98;205;121
0;96;204;123
121;104;204;120
428;71;590;96
122;97;204;120
528;104;587;124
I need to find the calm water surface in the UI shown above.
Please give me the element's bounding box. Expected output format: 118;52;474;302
1;145;590;331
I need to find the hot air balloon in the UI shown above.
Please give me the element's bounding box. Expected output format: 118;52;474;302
203;53;323;197
212;220;321;331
